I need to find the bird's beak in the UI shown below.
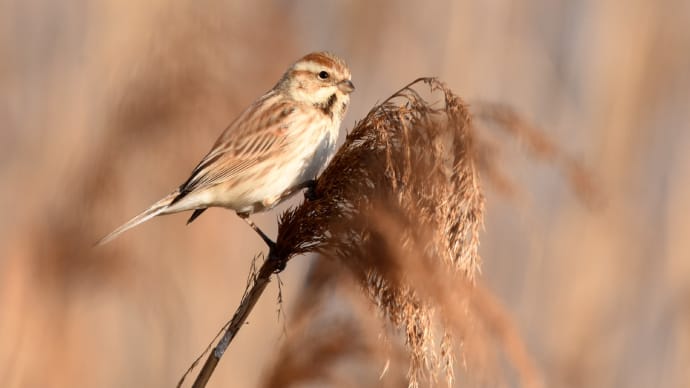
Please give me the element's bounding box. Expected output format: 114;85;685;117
338;79;355;93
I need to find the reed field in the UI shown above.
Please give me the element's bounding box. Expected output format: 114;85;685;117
1;1;688;387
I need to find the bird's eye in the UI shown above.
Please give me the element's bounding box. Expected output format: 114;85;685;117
318;71;329;80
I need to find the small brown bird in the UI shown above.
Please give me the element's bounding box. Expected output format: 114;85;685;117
97;52;354;247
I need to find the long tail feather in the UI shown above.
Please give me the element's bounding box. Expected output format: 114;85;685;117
96;191;179;246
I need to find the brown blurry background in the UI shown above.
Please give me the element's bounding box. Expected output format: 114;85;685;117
1;0;689;387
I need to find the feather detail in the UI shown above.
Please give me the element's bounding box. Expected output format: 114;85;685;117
96;191;179;246
97;52;353;245
187;208;207;224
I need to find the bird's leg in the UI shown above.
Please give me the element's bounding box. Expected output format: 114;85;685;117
302;179;318;201
237;213;276;251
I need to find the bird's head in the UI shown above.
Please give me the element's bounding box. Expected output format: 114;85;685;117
278;52;354;117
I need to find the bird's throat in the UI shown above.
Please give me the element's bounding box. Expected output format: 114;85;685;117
315;93;337;117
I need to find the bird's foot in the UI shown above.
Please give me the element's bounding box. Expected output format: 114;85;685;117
238;213;277;251
303;179;318;201
272;257;287;273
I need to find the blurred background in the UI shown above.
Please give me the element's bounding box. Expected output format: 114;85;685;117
1;0;689;387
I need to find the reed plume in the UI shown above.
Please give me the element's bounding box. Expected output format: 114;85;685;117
185;78;550;387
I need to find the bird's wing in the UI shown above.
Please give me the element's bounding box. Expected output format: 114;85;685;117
173;94;297;202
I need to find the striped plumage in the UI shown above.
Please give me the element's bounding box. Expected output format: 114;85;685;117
98;52;354;246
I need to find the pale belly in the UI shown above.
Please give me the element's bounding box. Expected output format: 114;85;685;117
176;130;337;215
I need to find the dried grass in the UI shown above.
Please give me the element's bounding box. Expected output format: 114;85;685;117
187;78;548;387
472;102;601;207
262;258;408;388
271;78;485;386
275;78;483;278
3;2;689;388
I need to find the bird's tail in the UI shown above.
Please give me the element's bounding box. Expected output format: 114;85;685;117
96;191;180;246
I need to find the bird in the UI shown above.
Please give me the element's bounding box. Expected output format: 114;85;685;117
97;52;354;248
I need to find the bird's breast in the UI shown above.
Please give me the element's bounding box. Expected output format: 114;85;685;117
296;126;338;184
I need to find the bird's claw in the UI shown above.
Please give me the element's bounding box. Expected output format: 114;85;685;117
272;259;287;273
303;180;318;201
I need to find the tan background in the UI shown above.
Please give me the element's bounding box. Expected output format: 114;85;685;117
1;0;689;387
